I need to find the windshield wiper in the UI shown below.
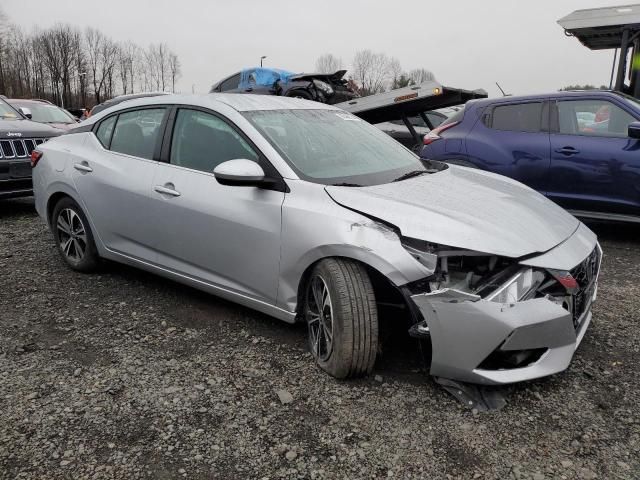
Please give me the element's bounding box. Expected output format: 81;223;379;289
392;170;427;182
330;182;363;187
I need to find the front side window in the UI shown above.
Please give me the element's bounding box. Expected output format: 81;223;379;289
96;116;117;148
170;109;259;173
557;99;636;137
243;109;429;186
491;102;542;133
110;108;166;160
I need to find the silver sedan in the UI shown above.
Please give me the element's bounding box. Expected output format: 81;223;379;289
31;94;600;385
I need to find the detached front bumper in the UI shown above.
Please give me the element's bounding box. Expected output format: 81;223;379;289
411;291;594;385
410;224;600;386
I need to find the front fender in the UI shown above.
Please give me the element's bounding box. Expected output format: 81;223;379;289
277;181;433;312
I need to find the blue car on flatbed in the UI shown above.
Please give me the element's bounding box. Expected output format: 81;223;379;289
420;90;640;223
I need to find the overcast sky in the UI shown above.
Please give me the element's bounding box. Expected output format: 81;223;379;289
2;0;630;97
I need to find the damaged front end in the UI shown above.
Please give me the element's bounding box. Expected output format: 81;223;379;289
402;230;601;385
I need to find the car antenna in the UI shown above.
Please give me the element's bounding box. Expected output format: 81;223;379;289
495;82;511;97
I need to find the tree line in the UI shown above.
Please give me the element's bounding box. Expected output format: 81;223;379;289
315;52;435;96
0;8;181;109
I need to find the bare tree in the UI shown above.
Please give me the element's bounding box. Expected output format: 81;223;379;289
0;7;9;93
408;68;435;85
351;50;395;96
0;15;181;107
85;28;118;104
315;54;343;73
168;52;181;92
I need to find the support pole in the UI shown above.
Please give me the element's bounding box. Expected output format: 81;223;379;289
632;38;640;99
615;29;631;92
401;115;422;151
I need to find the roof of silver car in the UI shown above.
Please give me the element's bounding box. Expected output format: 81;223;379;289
85;93;339;123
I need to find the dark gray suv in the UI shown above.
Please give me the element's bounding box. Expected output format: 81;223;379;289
0;97;60;199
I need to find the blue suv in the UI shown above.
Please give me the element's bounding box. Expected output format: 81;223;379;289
420;91;640;222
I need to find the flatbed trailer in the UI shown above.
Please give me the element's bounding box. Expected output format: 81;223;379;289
335;80;487;148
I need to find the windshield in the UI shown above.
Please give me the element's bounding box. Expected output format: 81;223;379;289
0;99;21;120
243;109;428;186
14;102;76;124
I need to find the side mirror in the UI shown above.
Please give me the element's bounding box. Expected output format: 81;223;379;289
213;159;265;187
19;107;32;119
628;121;640;139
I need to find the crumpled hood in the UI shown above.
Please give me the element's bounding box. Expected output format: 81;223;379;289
326;166;579;258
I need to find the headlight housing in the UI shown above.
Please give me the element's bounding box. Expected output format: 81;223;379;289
484;268;545;304
313;79;334;95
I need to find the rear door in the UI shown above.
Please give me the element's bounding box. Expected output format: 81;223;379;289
71;107;168;262
467;100;551;192
548;96;640;217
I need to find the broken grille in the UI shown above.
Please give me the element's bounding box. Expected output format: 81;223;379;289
0;138;47;159
570;246;601;328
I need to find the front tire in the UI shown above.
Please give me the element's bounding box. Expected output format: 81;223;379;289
52;197;99;272
304;259;378;379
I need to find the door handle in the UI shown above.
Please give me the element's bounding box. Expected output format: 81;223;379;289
154;184;181;197
555;147;580;156
73;162;93;173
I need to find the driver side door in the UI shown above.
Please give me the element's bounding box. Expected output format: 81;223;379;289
151;107;285;304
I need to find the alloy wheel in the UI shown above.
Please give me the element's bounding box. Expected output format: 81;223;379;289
306;275;334;362
56;208;87;262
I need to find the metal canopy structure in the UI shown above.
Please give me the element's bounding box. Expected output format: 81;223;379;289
558;4;640;97
558;4;640;50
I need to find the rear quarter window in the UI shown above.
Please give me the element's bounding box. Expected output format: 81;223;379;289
439;108;465;128
95;116;116;148
489;102;542;133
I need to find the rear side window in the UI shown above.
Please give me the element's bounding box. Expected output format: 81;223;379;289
490;103;542;133
95;116;116;148
219;74;241;92
109;108;166;160
439;108;465;128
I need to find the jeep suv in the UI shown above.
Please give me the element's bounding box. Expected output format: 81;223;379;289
0;97;61;199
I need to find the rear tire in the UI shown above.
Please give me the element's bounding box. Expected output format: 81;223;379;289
304;258;378;379
51;197;99;272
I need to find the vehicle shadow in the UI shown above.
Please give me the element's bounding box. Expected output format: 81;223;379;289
584;219;640;245
0;197;37;218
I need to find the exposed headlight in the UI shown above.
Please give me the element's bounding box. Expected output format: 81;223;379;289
313;79;334;95
485;268;544;304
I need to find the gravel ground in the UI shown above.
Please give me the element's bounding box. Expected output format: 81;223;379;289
0;198;638;480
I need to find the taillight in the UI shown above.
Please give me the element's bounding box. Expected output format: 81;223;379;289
30;150;43;168
423;121;460;145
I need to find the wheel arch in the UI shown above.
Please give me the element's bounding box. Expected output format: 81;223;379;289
293;254;413;323
45;185;83;226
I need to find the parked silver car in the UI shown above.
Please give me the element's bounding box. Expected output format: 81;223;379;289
32;94;600;385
